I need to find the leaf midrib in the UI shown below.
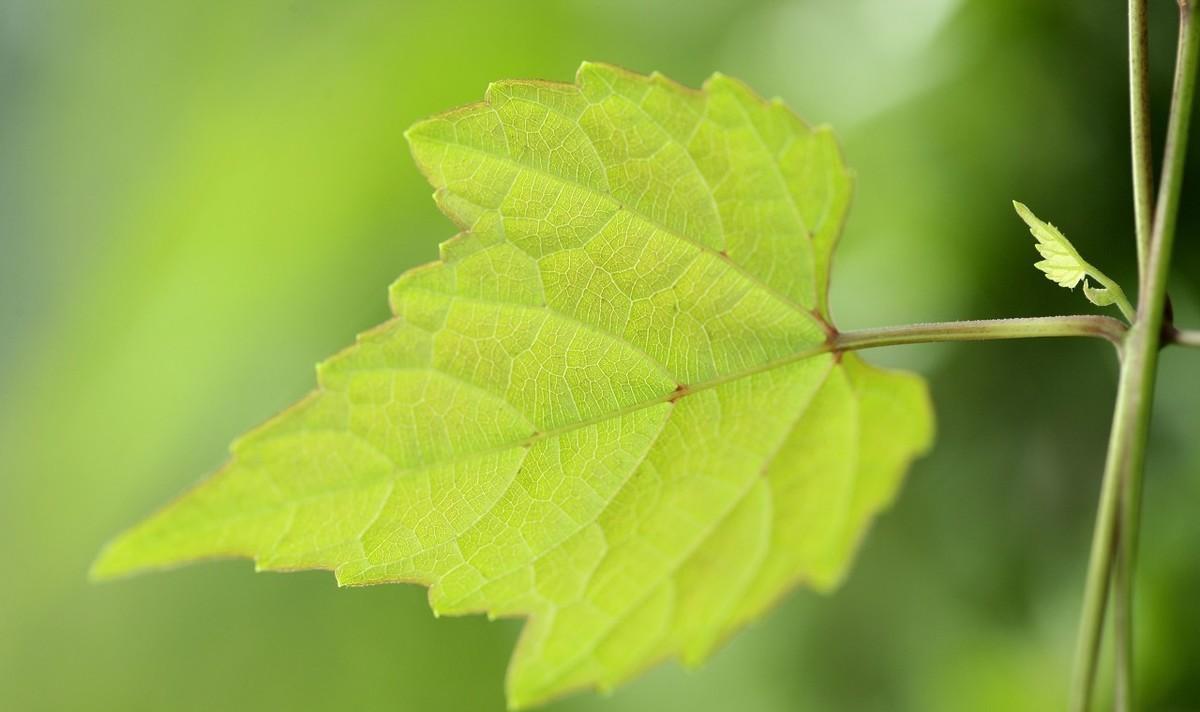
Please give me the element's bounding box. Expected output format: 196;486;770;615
127;337;837;575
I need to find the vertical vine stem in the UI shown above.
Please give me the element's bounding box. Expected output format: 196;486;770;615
1070;3;1200;711
1115;2;1155;704
1130;0;1155;281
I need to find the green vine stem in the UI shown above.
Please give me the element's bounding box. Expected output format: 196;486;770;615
1115;0;1155;705
1168;327;1200;347
1085;269;1137;323
1130;0;1155;283
1073;3;1200;711
1117;3;1199;709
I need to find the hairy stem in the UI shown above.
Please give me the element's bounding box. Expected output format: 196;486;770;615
833;316;1127;351
1073;5;1199;711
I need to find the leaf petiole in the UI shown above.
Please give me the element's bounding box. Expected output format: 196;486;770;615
834;315;1127;352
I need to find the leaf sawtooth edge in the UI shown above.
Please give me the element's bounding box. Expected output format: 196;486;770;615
404;61;854;326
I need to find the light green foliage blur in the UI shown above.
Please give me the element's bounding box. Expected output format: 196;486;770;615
93;63;933;708
4;1;1200;711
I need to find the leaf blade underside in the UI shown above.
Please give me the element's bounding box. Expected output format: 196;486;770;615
94;63;934;709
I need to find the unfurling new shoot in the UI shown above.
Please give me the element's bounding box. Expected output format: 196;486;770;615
1012;201;1135;322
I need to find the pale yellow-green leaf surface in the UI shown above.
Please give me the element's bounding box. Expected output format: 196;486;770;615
1013;200;1090;289
93;63;934;708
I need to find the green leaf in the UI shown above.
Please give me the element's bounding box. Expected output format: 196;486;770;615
1011;200;1134;321
93;63;934;708
1013;200;1089;288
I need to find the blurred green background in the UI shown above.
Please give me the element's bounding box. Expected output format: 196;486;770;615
3;0;1199;709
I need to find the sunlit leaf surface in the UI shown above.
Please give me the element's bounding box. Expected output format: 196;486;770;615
94;63;934;709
